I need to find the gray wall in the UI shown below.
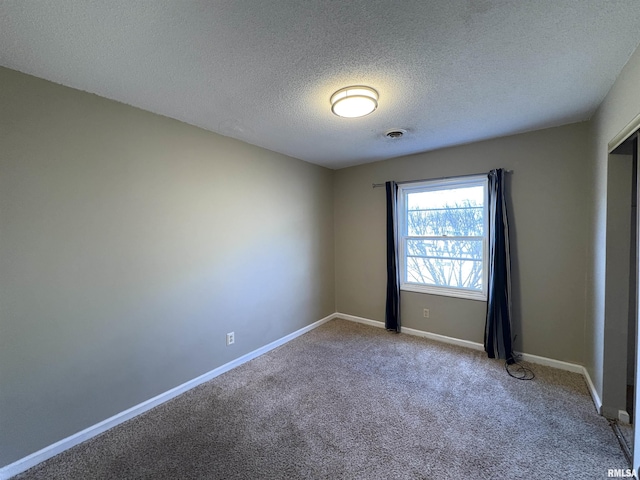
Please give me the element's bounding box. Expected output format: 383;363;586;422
0;67;335;466
335;122;591;364
588;44;640;415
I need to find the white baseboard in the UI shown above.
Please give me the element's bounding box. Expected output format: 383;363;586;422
0;314;336;480
335;312;602;413
581;366;603;414
517;351;582;373
402;325;486;352
335;312;386;329
339;312;487;352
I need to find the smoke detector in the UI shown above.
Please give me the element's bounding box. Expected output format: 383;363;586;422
385;129;407;139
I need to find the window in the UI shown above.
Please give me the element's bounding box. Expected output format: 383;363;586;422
397;175;488;301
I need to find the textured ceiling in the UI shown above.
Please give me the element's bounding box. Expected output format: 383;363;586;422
2;1;640;169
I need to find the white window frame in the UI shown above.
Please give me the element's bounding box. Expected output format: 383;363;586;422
397;175;489;301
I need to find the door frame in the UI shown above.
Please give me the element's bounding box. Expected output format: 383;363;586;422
608;115;640;475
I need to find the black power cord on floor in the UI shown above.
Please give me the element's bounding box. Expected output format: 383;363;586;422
505;357;535;380
504;335;535;380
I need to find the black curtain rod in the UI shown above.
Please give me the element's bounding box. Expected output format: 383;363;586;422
371;169;514;188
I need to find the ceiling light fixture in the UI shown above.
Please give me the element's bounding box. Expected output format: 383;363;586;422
330;86;378;118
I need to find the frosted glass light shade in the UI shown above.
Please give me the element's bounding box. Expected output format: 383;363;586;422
330;86;378;118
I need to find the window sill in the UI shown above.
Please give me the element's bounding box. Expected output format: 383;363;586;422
400;283;487;302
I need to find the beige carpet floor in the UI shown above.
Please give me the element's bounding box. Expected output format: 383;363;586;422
14;319;627;479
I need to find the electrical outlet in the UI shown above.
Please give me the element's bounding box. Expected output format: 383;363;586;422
226;332;235;345
423;308;430;318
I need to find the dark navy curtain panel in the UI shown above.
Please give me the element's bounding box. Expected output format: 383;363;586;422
484;169;515;364
385;181;401;332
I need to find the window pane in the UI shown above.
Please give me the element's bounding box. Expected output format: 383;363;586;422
405;255;483;291
407;186;484;236
406;238;483;290
407;185;484;210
